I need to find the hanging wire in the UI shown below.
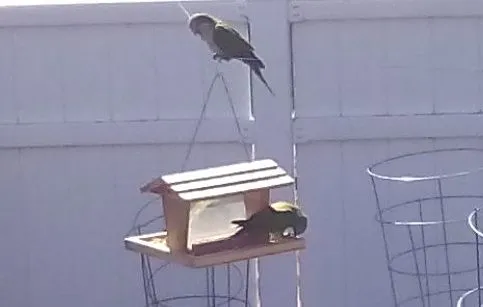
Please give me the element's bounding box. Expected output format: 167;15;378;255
125;63;253;307
125;66;249;239
219;72;251;159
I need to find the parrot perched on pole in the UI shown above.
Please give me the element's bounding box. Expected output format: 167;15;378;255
187;13;275;96
231;201;308;240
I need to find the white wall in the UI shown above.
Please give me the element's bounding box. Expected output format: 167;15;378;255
292;1;483;307
2;0;483;307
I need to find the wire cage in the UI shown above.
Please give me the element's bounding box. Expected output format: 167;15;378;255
125;200;252;307
367;148;483;307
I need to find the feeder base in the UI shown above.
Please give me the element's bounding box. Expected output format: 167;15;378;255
124;231;306;268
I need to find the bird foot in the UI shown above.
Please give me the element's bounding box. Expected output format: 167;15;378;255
213;53;228;63
283;227;296;237
269;232;284;243
213;54;222;62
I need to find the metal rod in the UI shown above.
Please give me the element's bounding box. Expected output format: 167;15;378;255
140;254;150;307
371;176;398;306
437;179;453;306
211;266;216;307
145;255;158;303
476;209;481;307
206;267;211;307
227;263;232;307
138;226;151;307
245;259;250;307
407;225;426;307
419;200;432;307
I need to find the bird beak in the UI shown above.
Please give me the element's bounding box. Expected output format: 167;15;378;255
188;24;198;36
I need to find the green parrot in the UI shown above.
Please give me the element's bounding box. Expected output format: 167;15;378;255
231;201;308;240
188;12;275;95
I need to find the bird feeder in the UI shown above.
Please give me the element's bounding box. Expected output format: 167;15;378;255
124;159;306;268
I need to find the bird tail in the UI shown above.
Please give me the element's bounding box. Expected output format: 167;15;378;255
296;215;308;236
231;219;248;227
231;219;250;238
241;52;275;96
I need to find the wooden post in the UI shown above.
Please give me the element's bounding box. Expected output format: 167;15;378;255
161;193;190;252
245;0;299;306
244;189;270;217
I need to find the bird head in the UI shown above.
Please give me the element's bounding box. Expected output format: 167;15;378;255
188;13;217;36
294;215;308;236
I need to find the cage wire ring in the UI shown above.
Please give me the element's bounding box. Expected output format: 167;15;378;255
375;195;483;227
456;208;483;307
367;147;483;183
468;208;483;238
456;287;483;307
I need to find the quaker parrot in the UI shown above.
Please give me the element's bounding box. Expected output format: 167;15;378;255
188;13;275;95
231;201;308;240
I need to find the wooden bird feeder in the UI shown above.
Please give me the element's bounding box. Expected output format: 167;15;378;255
124;159;306;268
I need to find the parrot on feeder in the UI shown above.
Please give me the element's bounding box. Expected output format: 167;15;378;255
187;13;275;96
231;201;308;240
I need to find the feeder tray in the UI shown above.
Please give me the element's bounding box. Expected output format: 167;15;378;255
124;231;306;268
124;159;306;267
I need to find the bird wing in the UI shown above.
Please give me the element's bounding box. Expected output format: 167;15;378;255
212;23;254;57
270;202;298;213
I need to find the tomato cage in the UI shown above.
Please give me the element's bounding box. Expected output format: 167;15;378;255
367;148;483;307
